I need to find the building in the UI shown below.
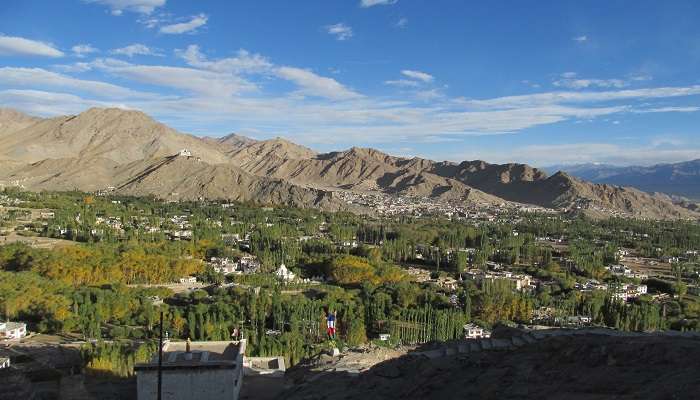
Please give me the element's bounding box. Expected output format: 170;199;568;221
0;321;27;340
178;276;197;284
275;264;296;282
243;356;286;378
0;357;10;369
178;149;193;157
135;339;246;400
463;323;490;339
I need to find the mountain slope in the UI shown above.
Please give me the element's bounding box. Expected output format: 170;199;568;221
0;107;230;164
0;108;41;138
0;107;696;219
546;160;700;200
114;156;348;210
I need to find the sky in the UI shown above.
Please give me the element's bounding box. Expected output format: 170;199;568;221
1;0;699;166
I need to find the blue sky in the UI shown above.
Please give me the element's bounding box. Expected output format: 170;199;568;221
1;0;699;166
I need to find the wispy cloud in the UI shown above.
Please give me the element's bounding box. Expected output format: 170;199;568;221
553;72;627;89
360;0;398;7
159;13;208;34
395;17;408;28
401;69;434;83
325;23;353;41
71;44;98;58
385;79;421;88
0;67;155;99
92;57;256;97
478;141;700;166
275;66;362;100
176;45;272;74
4;43;700;155
0;35;64;58
573;35;588;42
83;0;165;16
110;43;161;57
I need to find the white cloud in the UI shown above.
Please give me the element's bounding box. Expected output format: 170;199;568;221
360;0;398;7
0;67;155;99
401;70;434;83
395;18;408;28
631;106;700;113
463;86;700;109
71;44;98;58
176;45;272;74
111;43;161;57
159;14;208;34
482;142;700;166
4;42;700;154
385;79;421;88
0;35;64;57
53;62;94;73
325;23;353;41
0;89;123;116
275;66;362;100
554;77;627;89
93;58;257;97
83;0;166;15
573;35;588;42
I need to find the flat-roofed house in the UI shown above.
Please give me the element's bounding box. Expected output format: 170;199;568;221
0;321;27;340
135;339;246;400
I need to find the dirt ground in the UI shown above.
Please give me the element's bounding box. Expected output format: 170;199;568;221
281;335;700;400
0;232;75;249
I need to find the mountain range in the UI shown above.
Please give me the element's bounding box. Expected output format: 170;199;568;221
544;161;700;201
0;107;697;220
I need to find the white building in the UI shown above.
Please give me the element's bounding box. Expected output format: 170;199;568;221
178;149;193;157
0;321;27;340
464;323;490;339
179;276;197;284
0;357;10;369
135;340;246;400
275;264;296;282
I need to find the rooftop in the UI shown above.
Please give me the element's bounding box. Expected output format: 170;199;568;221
134;340;244;372
0;321;26;331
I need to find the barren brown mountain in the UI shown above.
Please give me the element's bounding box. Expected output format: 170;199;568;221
0;107;697;219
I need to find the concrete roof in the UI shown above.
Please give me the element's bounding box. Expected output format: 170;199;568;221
0;322;25;331
134;341;243;371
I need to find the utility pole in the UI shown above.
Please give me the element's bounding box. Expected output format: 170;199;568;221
157;311;164;400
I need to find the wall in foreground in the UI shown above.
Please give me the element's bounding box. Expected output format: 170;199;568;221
137;368;239;400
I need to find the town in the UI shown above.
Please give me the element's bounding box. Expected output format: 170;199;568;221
1;188;699;399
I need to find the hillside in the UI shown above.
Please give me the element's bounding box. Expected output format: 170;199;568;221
282;331;700;400
0;107;230;164
0;108;41;138
546;160;700;200
0;107;697;219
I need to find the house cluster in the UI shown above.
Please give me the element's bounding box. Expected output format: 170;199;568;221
208;255;261;275
464;268;535;292
574;279;609;292
406;267;432;283
0;194;23;206
95;216;125;232
555;315;593;327
167;215;193;240
612;283;648;302
463;323;491;339
178;276;198;284
0;321;27;340
334;190;532;221
606;264;648;280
